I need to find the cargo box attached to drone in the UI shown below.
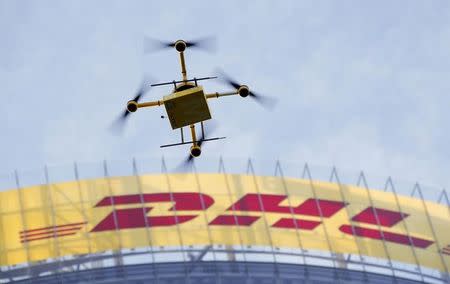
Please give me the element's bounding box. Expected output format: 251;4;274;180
163;86;211;129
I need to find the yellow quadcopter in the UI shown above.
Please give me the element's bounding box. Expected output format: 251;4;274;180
116;38;274;163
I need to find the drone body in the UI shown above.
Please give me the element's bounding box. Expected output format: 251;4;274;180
122;39;268;160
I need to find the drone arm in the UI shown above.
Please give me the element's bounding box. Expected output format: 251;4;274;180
138;100;164;107
179;52;188;81
205;91;238;99
190;124;198;146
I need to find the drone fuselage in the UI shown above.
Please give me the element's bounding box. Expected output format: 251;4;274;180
163;86;211;130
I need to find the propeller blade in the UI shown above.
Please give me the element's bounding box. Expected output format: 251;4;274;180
249;91;278;110
143;37;174;53
131;81;151;103
109;78;153;134
109;114;128;135
176;153;194;173
217;69;278;110
185;36;216;52
216;68;241;89
175;121;218;171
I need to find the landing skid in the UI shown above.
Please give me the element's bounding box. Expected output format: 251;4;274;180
160;137;226;148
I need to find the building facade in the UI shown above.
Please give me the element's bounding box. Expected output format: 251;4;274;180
0;159;448;283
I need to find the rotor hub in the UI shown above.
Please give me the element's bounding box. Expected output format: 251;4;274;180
127;100;138;112
175;40;187;52
238;85;249;97
190;145;202;157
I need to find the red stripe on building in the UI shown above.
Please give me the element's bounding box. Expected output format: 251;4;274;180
20;227;83;239
20;222;86;234
21;232;78;243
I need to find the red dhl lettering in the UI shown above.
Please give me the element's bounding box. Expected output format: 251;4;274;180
91;193;212;232
21;192;435;249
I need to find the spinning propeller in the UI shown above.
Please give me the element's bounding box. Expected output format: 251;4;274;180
216;69;277;110
144;37;216;53
110;79;153;134
177;121;218;171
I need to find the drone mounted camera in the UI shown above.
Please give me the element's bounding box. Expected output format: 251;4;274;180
114;38;275;165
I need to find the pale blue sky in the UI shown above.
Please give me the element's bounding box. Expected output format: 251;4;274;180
1;1;449;191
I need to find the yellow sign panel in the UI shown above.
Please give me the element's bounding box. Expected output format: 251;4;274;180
0;174;448;272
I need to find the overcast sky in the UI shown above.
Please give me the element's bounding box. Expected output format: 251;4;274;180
1;1;449;193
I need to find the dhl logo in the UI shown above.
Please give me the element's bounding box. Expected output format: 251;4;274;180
21;192;437;250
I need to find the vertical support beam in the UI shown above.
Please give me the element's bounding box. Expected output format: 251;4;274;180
191;163;220;281
386;179;424;282
330;167;368;281
132;158;159;284
102;160;126;280
15;170;32;280
219;157;250;282
437;189;450;215
44;165;64;283
438;189;450;281
79;163;106;271
357;172;398;282
328;168;348;271
274;161;309;281
0;176;6;276
246;159;280;283
73;162;95;283
413;183;449;282
302;164;342;284
161;157;190;283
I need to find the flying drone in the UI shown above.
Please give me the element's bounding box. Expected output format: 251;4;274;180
115;38;274;163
